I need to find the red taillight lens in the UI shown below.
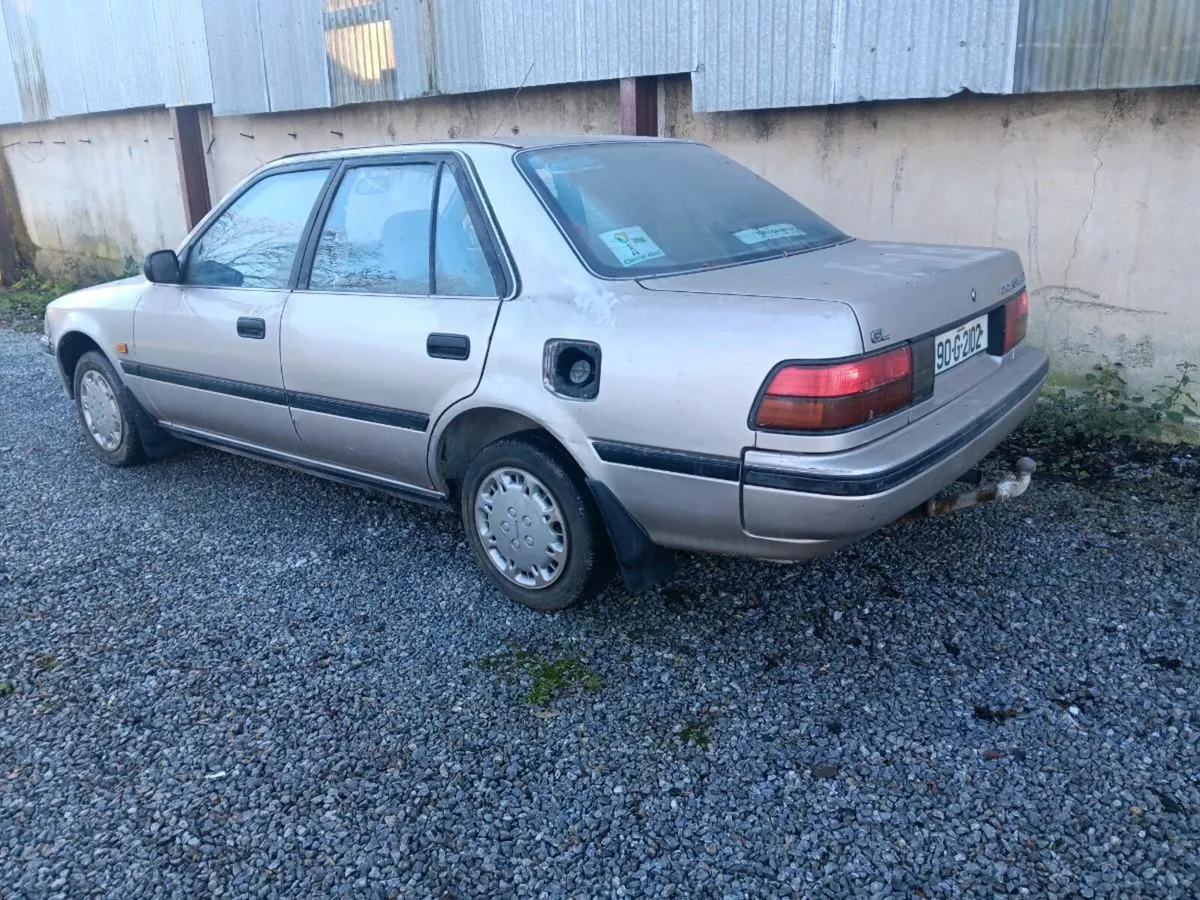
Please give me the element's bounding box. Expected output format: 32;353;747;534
1004;290;1029;352
754;345;913;432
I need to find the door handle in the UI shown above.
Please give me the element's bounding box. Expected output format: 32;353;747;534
237;317;266;340
427;333;470;360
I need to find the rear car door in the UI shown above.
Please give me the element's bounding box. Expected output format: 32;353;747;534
133;163;333;452
280;153;510;488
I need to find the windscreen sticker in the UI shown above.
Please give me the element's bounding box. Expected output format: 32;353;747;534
598;226;666;267
733;223;806;245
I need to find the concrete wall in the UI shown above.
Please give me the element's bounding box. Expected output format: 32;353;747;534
0;108;187;276
664;78;1200;387
0;81;619;275
3;75;1197;388
204;81;620;198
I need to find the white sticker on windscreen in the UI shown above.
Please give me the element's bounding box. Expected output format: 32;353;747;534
733;223;806;245
598;226;666;267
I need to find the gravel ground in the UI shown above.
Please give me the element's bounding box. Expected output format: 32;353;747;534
1;327;1197;899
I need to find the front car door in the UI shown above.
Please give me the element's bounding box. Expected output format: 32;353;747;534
280;153;511;488
131;163;333;452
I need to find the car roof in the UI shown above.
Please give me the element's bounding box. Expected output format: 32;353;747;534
265;134;687;168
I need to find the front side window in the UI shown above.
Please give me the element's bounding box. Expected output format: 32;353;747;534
516;141;849;278
185;168;330;289
309;164;437;295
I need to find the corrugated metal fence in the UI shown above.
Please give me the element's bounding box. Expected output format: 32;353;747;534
0;0;1197;125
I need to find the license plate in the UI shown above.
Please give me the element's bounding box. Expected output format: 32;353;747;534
934;314;988;375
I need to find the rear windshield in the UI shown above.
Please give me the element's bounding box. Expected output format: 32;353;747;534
515;141;849;278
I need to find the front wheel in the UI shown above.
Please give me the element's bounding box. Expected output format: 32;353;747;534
73;350;146;467
460;436;613;611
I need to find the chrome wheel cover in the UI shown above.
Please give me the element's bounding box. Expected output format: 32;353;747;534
473;467;568;589
79;369;123;452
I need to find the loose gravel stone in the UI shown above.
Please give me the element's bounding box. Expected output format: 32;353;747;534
1;328;1197;898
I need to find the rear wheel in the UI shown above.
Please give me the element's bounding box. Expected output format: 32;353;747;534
460;436;612;611
73;350;146;467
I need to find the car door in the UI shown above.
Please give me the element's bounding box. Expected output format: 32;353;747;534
133;163;333;452
280;153;510;488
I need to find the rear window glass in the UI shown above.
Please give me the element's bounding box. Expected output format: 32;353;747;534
515;142;849;278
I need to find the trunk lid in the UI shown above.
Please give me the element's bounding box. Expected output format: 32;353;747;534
638;239;1026;354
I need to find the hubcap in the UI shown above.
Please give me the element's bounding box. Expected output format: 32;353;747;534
79;369;123;452
473;467;568;589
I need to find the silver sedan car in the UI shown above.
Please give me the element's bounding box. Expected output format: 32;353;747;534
42;137;1047;610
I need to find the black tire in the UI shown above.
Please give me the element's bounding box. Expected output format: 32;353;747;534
460;435;613;611
72;350;147;467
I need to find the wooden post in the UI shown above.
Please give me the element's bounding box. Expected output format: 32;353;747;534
170;105;212;231
0;176;19;284
619;77;658;137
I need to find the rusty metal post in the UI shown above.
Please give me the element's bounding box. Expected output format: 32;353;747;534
170;105;212;232
619;77;658;137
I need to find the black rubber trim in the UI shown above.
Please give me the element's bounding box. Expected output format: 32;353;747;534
122;361;429;432
120;361;287;405
163;427;451;511
743;357;1049;497
592;439;741;482
288;392;429;431
586;478;676;593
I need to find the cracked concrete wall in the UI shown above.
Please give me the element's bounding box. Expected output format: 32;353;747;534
666;79;1200;388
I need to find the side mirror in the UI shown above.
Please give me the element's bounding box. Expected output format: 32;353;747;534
144;249;181;284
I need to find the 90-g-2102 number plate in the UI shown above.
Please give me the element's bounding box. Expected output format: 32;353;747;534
934;314;988;375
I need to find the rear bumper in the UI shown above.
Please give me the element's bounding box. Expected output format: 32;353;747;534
740;345;1048;547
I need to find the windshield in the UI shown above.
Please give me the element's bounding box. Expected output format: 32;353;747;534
515;141;849;278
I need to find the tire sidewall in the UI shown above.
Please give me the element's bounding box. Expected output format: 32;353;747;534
73;351;141;466
460;438;608;611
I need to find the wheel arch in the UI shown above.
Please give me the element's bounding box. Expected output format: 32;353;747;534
56;330;108;398
430;402;676;593
431;404;594;500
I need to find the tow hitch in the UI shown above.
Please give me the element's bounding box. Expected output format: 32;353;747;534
899;457;1037;523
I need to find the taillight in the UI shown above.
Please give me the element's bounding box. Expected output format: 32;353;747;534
1003;290;1029;352
753;345;913;432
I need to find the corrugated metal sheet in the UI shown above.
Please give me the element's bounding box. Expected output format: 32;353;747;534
204;0;269;116
67;0;164;114
260;0;330;111
1016;0;1200;93
324;0;403;105
1014;0;1110;92
693;0;1021;112
152;0;213;107
1;0;49;121
1101;0;1200;88
0;3;20;123
433;0;694;96
1;0;1199;124
388;0;432;99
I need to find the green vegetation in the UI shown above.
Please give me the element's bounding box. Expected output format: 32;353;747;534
1010;359;1198;478
0;258;133;331
0;681;14;700
0;272;73;331
478;644;602;706
680;719;713;750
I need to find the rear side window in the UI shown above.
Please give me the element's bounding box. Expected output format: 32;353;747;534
185;168;329;289
516;141;848;278
434;167;498;297
308;162;501;298
309;164;437;295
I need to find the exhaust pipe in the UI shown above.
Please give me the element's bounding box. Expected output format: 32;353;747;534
899;457;1036;523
